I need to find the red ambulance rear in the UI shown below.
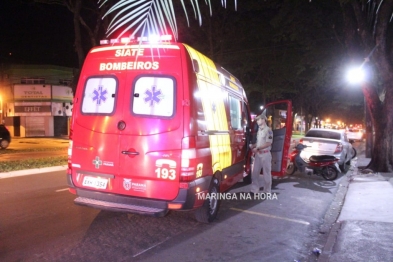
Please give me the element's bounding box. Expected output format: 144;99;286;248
66;35;255;223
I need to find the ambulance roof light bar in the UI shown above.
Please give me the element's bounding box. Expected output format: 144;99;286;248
99;36;135;45
137;34;172;42
100;34;172;46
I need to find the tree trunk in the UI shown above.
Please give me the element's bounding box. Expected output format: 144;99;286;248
343;0;393;172
365;0;393;172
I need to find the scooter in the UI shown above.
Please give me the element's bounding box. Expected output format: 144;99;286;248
286;144;341;181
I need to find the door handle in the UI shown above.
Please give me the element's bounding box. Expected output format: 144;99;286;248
121;151;139;155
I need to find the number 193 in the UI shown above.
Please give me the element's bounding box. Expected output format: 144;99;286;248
155;168;176;180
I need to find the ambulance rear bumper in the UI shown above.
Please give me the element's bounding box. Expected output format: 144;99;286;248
67;174;211;217
74;192;169;217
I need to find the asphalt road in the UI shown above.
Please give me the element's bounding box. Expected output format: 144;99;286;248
0;167;347;261
0;137;361;261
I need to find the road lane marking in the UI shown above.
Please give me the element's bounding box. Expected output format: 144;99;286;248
230;208;310;225
0;166;67;179
55;188;69;192
133;237;171;258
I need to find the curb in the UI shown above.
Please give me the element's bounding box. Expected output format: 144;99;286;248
318;221;342;262
0;165;67;179
316;157;360;261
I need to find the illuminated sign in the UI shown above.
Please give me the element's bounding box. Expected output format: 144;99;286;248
92;44;180;72
14;106;51;113
14;85;51;100
115;48;144;57
99;61;159;71
52;86;73;100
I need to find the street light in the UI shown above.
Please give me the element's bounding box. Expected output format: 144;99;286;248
346;67;366;84
346;66;373;157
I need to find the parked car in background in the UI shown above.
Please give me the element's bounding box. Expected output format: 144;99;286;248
0;124;11;149
346;127;364;141
299;128;355;170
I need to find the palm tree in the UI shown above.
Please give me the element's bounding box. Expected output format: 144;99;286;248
97;0;237;39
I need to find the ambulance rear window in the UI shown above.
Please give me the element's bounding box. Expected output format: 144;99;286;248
132;76;175;117
81;77;117;114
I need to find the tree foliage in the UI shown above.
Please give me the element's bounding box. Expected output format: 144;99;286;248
34;0;112;67
97;0;237;40
33;0;393;171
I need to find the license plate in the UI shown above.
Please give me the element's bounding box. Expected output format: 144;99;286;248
82;176;108;189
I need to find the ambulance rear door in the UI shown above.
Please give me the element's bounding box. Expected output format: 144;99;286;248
116;44;185;201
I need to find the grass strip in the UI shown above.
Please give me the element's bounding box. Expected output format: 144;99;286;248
0;147;67;155
0;156;68;172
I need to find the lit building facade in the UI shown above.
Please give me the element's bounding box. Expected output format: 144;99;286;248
0;64;74;137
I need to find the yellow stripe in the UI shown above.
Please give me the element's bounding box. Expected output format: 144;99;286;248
230;208;310;225
184;44;231;172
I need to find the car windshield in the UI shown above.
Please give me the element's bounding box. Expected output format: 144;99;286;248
305;130;341;140
348;128;359;132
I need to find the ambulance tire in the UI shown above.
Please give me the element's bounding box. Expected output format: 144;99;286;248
195;177;220;223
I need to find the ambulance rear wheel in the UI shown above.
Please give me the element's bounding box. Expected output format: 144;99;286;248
195;178;220;223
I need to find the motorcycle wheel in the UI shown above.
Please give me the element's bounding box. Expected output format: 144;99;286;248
286;162;297;175
351;147;357;159
322;166;338;181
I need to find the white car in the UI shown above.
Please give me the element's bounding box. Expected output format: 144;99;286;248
300;128;355;170
346;128;364;141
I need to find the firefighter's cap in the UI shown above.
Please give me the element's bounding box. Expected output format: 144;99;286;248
255;114;267;121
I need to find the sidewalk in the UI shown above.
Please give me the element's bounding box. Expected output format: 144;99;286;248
319;152;393;261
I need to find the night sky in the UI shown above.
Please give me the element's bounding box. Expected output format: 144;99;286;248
0;0;77;67
0;0;365;123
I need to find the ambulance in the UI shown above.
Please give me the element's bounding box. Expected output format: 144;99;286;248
66;35;292;223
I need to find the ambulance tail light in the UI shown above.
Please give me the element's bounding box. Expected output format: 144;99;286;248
180;137;197;182
67;140;73;170
67;128;73;171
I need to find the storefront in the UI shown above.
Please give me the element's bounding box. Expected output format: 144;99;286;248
0;64;75;137
4;84;73;137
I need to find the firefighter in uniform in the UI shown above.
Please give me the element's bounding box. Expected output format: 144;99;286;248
249;114;273;194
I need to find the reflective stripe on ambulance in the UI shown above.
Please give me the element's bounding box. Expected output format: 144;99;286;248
184;44;231;173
